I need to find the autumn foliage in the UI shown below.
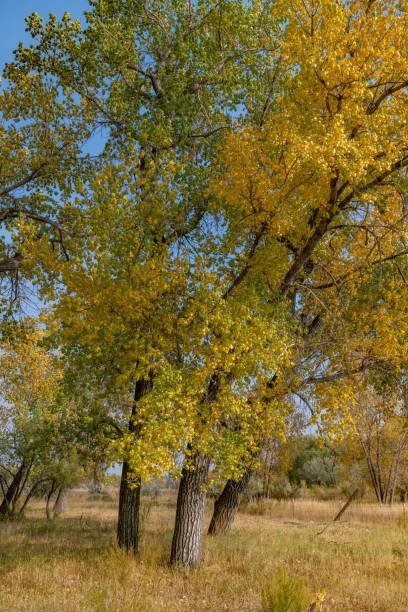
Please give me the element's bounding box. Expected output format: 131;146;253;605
0;0;407;572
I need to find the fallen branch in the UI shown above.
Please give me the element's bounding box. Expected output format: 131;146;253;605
316;488;360;536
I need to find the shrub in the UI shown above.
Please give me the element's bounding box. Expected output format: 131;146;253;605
261;567;310;612
87;490;113;502
309;485;343;501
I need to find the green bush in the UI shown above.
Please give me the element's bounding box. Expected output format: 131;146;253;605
87;490;113;502
261;567;310;612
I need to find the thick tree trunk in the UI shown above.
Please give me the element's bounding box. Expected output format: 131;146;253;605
117;374;153;554
0;461;29;515
208;467;252;536
117;462;141;553
53;486;68;517
170;452;210;568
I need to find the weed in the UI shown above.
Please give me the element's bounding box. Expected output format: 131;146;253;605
261;567;310;612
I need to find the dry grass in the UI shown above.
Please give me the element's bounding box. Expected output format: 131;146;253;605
1;491;408;611
241;497;408;524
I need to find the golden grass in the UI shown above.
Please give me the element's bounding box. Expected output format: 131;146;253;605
1;492;408;611
241;497;408;524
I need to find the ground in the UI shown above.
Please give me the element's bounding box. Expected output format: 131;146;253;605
1;491;408;611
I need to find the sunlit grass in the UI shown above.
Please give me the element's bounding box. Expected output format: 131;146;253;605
1;492;408;610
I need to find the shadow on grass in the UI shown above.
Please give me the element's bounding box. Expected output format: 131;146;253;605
0;515;115;576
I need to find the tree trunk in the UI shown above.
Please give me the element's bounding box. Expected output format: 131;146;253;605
46;481;57;520
53;486;68;517
117;374;153;554
19;479;48;515
208;467;252;536
117;461;141;553
91;467;103;494
0;461;29;515
170;452;210;568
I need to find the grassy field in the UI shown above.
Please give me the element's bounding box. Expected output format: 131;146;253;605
1;491;408;611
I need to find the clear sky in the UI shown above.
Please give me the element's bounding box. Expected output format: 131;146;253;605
0;1;90;69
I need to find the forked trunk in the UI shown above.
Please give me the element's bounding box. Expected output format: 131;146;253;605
117;374;153;554
19;478;48;515
0;461;30;515
170;453;210;568
208;467;252;536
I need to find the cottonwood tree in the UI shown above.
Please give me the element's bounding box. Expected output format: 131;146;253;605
7;0;281;558
351;374;408;505
5;0;408;569
207;243;408;533
0;58;93;311
0;321;63;515
206;0;408;543
0;318;110;517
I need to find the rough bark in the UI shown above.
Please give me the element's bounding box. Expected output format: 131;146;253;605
170;373;220;568
0;461;30;515
208;467;252;536
117;461;141;553
170;452;210;568
117;374;153;554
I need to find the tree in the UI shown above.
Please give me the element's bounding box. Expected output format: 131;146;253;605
7;1;282;561
4;0;408;569
288;437;338;488
0;54;91;311
207;400;305;535
0;318;106;518
353;376;408;504
0;321;62;515
207;0;408;542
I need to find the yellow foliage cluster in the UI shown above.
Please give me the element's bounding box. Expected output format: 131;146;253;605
4;0;408;482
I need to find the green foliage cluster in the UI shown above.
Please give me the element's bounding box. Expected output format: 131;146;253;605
261;567;310;612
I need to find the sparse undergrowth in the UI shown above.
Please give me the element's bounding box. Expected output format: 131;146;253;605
1;492;408;611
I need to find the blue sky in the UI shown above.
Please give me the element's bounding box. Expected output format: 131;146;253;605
0;1;90;69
